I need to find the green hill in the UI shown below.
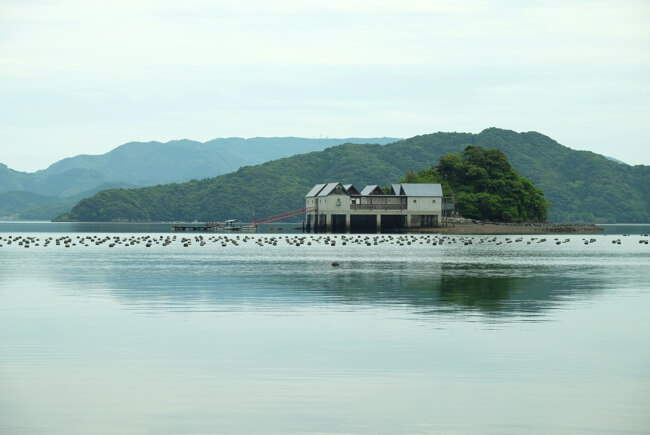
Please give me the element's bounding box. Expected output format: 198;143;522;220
0;190;56;219
1;182;135;220
1;137;398;219
60;128;650;223
1;137;400;197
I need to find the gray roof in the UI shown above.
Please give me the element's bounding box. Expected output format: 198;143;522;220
360;185;380;195
317;182;342;197
399;183;443;197
305;183;326;198
343;184;360;195
308;182;442;198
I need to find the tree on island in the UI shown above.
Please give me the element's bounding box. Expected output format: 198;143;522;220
402;145;550;223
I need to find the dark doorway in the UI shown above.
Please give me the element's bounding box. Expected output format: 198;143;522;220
331;214;347;233
350;215;377;233
317;214;327;232
381;215;407;232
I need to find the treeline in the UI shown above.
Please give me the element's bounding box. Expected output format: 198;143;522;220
403;145;549;222
58;128;650;223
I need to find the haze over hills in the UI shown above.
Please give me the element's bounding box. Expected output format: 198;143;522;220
39;137;401;188
0;137;399;219
61;128;650;224
0;182;133;221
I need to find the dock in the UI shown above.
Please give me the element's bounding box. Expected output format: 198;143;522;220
171;222;221;232
171;220;257;232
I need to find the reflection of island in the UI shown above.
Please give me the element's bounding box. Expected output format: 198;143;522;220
302;263;599;318
63;257;608;321
437;274;514;312
427;271;572;316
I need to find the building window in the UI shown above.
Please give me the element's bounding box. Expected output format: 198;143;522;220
413;199;417;203
432;199;436;203
336;198;341;206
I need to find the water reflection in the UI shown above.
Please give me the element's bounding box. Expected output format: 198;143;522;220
271;262;603;319
15;251;613;321
2;239;649;434
2;233;645;322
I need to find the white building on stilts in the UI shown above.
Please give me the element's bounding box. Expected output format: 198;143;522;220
305;182;451;232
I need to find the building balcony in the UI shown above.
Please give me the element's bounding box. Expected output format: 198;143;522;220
350;203;406;210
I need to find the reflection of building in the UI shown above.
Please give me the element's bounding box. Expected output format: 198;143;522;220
305;182;449;232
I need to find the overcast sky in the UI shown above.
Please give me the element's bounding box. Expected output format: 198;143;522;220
1;0;649;172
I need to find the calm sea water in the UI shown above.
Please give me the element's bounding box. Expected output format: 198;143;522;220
1;223;649;434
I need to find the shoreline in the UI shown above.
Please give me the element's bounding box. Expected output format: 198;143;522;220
0;220;610;235
418;222;603;235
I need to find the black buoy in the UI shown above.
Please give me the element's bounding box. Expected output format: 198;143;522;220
331;262;340;267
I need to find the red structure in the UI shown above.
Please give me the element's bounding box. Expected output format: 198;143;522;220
251;207;317;226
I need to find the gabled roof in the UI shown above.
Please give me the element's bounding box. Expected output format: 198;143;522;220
399;183;443;197
343;184;361;195
308;182;442;198
305;183;327;197
361;185;385;195
318;182;346;197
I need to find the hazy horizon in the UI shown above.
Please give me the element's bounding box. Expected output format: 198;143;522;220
2;1;649;171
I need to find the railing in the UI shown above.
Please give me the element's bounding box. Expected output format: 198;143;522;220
251;206;317;226
350;195;407;211
350;204;406;210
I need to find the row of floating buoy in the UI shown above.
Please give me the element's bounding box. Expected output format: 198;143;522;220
1;234;649;248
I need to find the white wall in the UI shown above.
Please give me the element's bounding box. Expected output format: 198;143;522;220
406;196;443;213
317;194;351;213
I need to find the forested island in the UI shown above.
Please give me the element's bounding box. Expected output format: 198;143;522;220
54;128;650;223
402;145;549;223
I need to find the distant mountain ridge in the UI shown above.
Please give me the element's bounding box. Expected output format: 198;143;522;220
61;128;650;223
39;137;401;187
0;137;400;219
